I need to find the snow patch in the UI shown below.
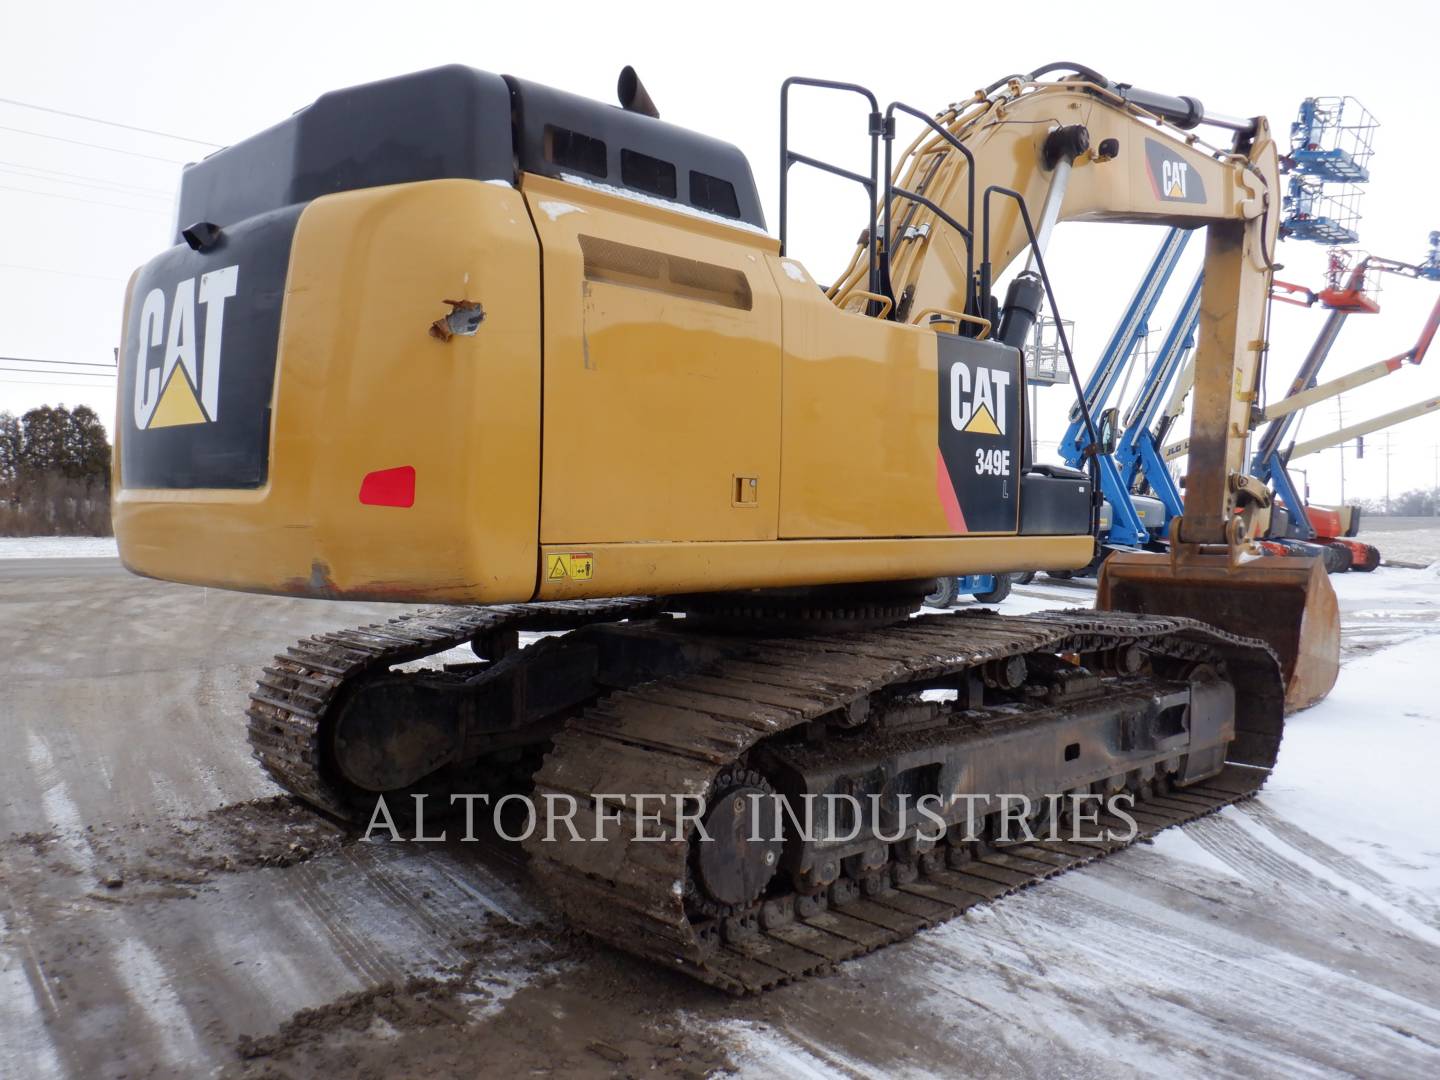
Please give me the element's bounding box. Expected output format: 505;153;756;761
1261;626;1440;897
0;536;118;559
558;173;771;236
0;961;64;1080
111;936;205;1067
27;731;95;873
1229;809;1440;947
1146;826;1242;879
729;1019;903;1080
780;259;809;283
537;200;581;221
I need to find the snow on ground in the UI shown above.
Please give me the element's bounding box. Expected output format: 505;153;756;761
1330;563;1440;658
729;564;1440;1078
1262;628;1440;898
1358;518;1440;567
0;536;118;559
5;550;1439;1076
1375;533;1440;566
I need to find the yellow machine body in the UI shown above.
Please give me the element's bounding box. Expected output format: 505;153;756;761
114;173;1088;603
112;64;1337;710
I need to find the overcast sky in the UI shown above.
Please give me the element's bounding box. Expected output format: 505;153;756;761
3;0;1437;505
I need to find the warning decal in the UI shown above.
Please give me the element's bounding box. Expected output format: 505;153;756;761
546;552;594;581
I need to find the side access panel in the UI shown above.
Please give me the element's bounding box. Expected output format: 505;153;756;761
529;174;783;547
771;259;1024;539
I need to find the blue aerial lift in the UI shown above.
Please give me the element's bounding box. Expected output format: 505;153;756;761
1151;97;1398;567
1056;227;1192;548
1280;96;1376;246
1113;271;1202;534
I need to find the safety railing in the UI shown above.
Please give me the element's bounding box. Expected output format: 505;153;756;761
778;77;882;299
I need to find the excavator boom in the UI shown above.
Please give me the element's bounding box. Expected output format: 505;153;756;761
849;65;1336;709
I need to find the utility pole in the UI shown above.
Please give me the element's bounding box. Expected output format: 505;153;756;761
1385;431;1392;515
1336;395;1345;506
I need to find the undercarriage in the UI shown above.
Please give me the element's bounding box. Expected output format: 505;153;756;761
247;598;1284;993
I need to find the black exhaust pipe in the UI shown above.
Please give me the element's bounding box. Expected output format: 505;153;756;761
617;66;659;119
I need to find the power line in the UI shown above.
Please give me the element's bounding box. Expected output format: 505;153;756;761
0;378;116;389
0;365;116;377
0;370;116;383
0;162;170;200
0;182;168;215
1;360;116;372
0;262;127;283
0;96;220;147
0;158;172;195
2;357;117;371
0;356;117;369
0;122;189;164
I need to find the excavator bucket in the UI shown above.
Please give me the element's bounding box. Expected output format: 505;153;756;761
1097;550;1340;713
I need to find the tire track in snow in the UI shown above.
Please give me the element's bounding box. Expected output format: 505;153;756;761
280;857;405;986
1186;812;1392;925
0;911;66;1080
1189;809;1440;950
894;872;1440;1078
16;729;208;1077
1238;799;1440;926
1056;869;1440;1070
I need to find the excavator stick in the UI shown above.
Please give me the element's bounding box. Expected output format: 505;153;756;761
1098;549;1340;714
1096;205;1341;715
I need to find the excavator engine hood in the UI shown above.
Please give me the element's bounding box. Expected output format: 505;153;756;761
1097;550;1340;713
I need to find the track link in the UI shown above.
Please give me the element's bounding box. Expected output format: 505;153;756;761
245;598;660;818
527;608;1284;993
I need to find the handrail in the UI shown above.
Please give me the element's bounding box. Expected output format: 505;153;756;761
882;101;978;323
779;77;882;299
841;290;894;318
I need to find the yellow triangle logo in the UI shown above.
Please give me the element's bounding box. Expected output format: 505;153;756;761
148;366;207;428
963;403;1001;436
547;555;567;580
1167;179;1184;198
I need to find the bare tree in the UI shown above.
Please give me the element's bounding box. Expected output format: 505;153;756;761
0;405;113;536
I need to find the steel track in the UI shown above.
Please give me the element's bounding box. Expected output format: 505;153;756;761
526;609;1283;992
246;602;1283;993
245;597;660;818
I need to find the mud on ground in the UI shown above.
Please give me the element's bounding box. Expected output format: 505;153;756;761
4;557;1440;1080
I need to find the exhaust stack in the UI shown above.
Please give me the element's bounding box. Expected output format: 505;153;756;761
617;66;659;118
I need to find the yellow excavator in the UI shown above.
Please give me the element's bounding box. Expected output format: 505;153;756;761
113;61;1340;991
